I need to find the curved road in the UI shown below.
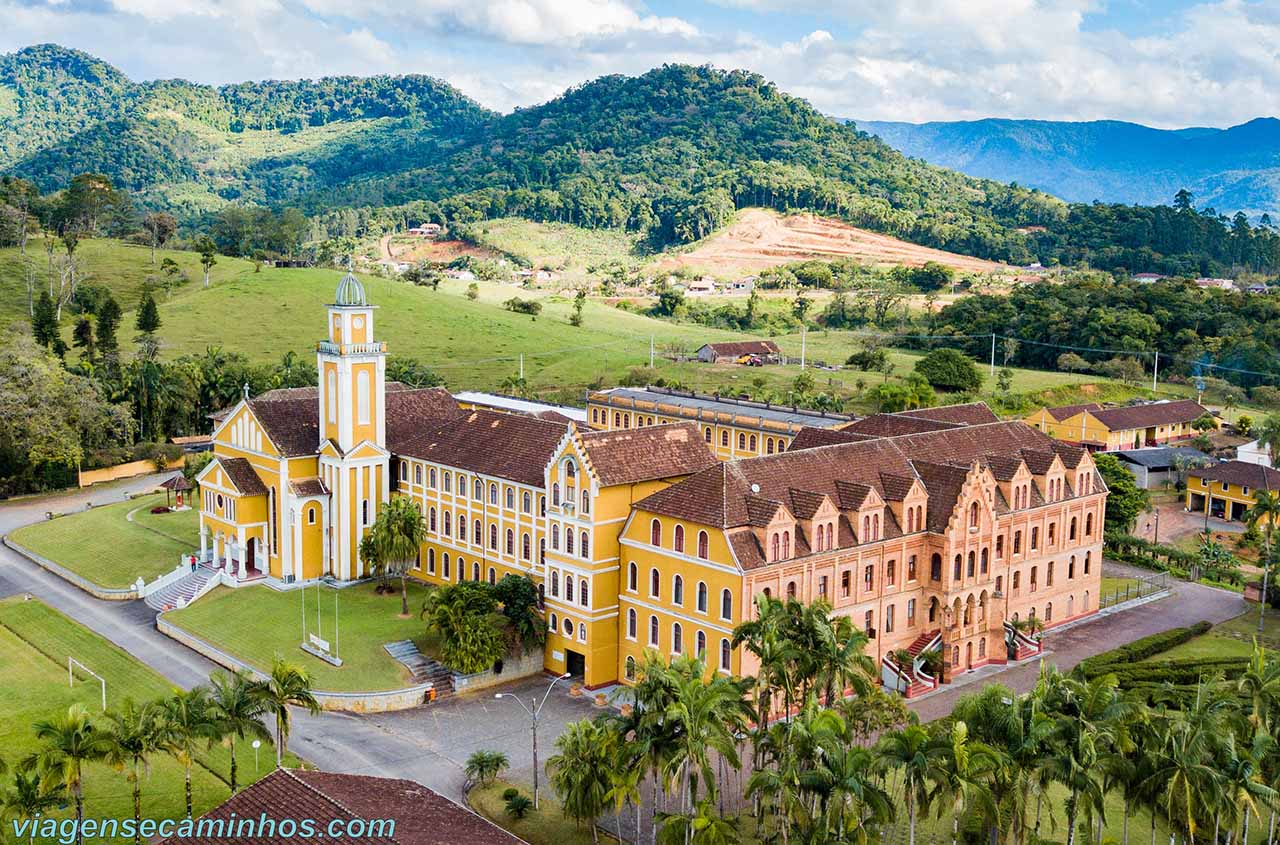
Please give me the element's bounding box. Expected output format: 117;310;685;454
0;475;595;800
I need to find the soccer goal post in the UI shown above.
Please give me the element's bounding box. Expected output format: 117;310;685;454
68;657;106;711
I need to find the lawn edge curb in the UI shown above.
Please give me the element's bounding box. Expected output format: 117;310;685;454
3;534;139;600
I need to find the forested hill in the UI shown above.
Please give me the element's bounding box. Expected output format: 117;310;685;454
858;117;1280;219
0;44;494;216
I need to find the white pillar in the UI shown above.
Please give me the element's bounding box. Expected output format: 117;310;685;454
200;525;208;559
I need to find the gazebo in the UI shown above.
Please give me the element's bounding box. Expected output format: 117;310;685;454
157;474;193;509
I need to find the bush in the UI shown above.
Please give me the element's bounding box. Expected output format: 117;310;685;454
150;506;169;514
1107;656;1250;688
503;297;542;316
1075;621;1211;679
504;793;533;820
914;348;983;392
501;787;520;802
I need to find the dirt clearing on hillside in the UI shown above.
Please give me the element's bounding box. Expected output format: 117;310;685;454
379;234;502;264
654;209;1009;275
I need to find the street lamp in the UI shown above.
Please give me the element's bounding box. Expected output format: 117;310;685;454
495;672;571;810
252;739;261;772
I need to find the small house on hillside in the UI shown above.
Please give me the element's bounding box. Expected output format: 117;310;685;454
696;340;782;364
407;223;443;237
1024;399;1214;451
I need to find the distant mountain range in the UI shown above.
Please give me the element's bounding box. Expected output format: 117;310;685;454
856;117;1280;217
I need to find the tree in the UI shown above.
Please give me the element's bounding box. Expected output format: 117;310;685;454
101;699;161;845
158;687;217;819
1237;414;1255;437
195;236;218;288
792;292;811;322
420;581;505;674
71;315;95;364
96;294;122;367
874;724;945;845
367;495;427;615
570;288;587;327
546;717;617;843
135;291;161;336
27;703;108;845
208;670;270;793
996;367;1014;393
141;212;177;265
915;348;983;392
0;770;62;845
30;289;62;354
1191;413;1218;433
1057;352;1091;374
1094;453;1150;534
254;660;320;766
466;282;480;301
464;750;509;788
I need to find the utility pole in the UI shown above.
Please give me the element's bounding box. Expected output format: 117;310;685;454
800;327;807;370
649;334;655;368
519;353;524;381
1152;350;1159;393
495;672;570;809
990;333;996;379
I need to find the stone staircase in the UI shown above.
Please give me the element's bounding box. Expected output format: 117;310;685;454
899;629;942;697
145;565;219;611
907;629;941;657
384;640;454;702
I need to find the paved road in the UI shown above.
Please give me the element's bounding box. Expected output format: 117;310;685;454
0;476;595;800
909;567;1247;722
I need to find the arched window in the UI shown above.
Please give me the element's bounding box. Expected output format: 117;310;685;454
782;531;790;558
474;520;482;546
649;615;659;646
673;524;685;553
552;483;560;506
489;482;498;504
443;511;452;536
720;638;731;671
565;575;575;603
1069;517;1077;540
551;524;560;549
522;491;531;512
967;551;976;577
429;467;437;488
1045;602;1053;622
697;582;708;613
488;567;496;585
786;581;796;600
580;530;589;558
696;630;706;657
969;501;979;527
650;519;662;547
770;533;780;561
625;655;636;681
931;553;942;581
442;472;451;493
721;430;729;447
522;533;531;559
473;478;482;500
551;571;559;596
505;528;514;555
980;547;989;574
748;434;757;451
581;489;590;514
954;555;962;580
1068;556;1076;579
627;609;637;639
326;370;338;423
1084;551;1092;574
721;589;732;620
673;575;684;606
549;612;558;632
704;427;712;443
738;432;746;449
566;530;575;555
628;561;638;592
672;623;683;654
443;553;451;580
650;568;660;597
506;487;514;509
565;460;576;480
307;503;316;525
1085;513;1094;536
489;524;498;549
697;531;709;559
472;562;480;580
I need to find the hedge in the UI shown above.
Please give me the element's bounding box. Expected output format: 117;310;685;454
1075;621;1211;679
1106;656;1250;688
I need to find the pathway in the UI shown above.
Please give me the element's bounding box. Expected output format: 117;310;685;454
0;476;595;801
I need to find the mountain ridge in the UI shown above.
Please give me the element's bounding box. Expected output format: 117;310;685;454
856;116;1280;216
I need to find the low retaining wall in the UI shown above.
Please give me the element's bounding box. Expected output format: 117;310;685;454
156;616;433;713
451;649;545;695
78;457;185;488
3;535;139;600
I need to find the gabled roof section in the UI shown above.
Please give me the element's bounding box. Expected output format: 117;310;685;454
787;488;829;519
1089;399;1210;431
878;472;917;501
840;413;961;437
1044;402;1103;422
789;426;874;451
834;479;874;509
1019;448;1059;475
578;422;717;487
245;391;319;457
910;459;972;531
744;495;787;527
981;453;1025;481
214;457;268;496
395;409;567;487
899;402;1000;426
385;387;463;451
289;477;329;497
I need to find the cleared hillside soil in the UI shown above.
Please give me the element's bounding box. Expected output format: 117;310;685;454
655;209;1009;274
378;234;502;264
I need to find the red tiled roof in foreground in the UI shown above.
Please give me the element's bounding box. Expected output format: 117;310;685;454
578;422;718;486
161;769;524;845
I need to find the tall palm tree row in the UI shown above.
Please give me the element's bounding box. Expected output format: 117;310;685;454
3;659;313;835
541;591;1279;845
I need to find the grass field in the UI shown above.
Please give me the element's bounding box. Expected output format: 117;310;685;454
164;581;438;692
0;597;282;825
9;493;197;589
1156;610;1280;661
470;780;621;845
468;218;647;275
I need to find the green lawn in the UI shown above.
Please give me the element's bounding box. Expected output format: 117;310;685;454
9;493;195;589
1156;610;1280;661
469;217;647;276
164;581;438;692
470;780;621;845
0;597;284;826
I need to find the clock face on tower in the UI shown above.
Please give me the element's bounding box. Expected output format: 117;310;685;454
352;316;365;329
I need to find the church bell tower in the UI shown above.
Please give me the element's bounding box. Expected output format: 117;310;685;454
317;270;386;452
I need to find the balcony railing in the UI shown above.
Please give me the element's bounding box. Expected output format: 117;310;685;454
317;341;386;355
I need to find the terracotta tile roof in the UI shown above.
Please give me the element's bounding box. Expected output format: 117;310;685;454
161;768;523;845
636;421;1079;550
698;340;781;357
981;453;1024;481
789;427;874;450
1019;448;1057;475
246;394;320;457
1089;399;1210;431
1190;460;1280;491
840;413;961;437
385;387;464;452
1048;440;1088;469
1044;402;1103;422
899;402;1000;426
578;423;718;486
396;409;567;487
290;477;329;497
216;457;267;496
745;495;785;526
787;488;828;519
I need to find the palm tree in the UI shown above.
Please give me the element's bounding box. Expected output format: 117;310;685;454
158;687;217;819
1141;682;1230;844
1247;490;1280;633
368;496;427;616
874;724;944;845
657;797;741;845
26;703;108;845
0;770;63;845
463;750;509;788
546;717;617;844
254;659;320;767
101;699;162;845
931;721;1001;845
813;612;875;706
1238;643;1280;734
208;670;270;793
628;654;682;845
662;656;751;817
1219;730;1276;845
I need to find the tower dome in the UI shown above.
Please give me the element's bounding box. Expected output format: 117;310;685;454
334;270;367;307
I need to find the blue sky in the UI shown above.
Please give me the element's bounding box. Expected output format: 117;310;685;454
3;0;1277;127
